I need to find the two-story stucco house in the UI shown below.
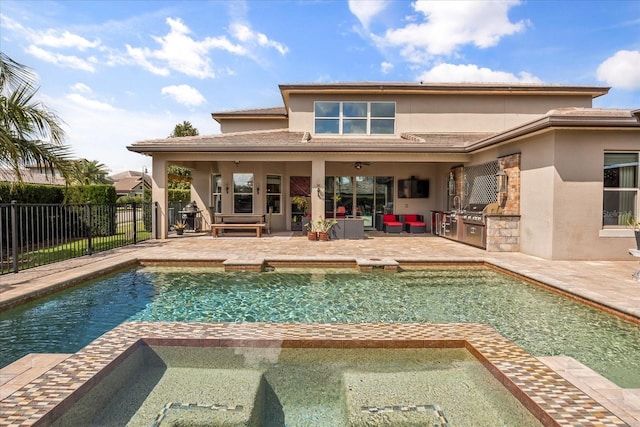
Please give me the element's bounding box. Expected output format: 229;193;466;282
127;82;640;260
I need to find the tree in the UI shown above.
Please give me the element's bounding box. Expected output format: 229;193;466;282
0;52;73;184
70;159;110;185
167;121;198;189
169;120;199;138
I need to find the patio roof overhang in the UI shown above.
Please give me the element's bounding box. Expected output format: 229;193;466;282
128;108;638;159
468;107;640;152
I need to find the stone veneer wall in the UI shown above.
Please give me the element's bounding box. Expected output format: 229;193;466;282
498;153;521;215
486;215;521;252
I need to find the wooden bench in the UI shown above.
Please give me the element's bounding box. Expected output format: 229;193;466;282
212;223;266;238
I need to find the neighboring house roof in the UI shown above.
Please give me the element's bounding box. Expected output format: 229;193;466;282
113;177;143;193
128;108;639;156
0;168;66;185
109;170;144;181
109;170;150;195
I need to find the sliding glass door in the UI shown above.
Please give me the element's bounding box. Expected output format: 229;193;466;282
325;175;393;229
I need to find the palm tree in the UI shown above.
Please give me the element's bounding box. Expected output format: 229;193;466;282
0;52;73;184
70;159;110;185
169;120;199;138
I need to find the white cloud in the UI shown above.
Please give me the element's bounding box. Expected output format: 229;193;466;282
66;93;116;111
0;14;25;31
32;29;100;51
25;45;96;72
70;83;92;94
126;17;250;79
597;50;640;91
380;61;394;74
161;85;207;107
125;45;170;76
229;22;288;55
348;0;389;29
373;0;527;62
417;63;542;83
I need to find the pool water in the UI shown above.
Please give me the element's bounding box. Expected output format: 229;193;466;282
1;266;639;388
53;346;541;427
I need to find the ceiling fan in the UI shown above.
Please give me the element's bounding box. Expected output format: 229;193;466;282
352;161;371;170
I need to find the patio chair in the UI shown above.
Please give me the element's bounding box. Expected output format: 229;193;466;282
382;214;403;233
401;214;426;234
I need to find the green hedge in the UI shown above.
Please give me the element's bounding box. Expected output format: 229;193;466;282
116;195;144;204
0;183;65;203
64;185;117;204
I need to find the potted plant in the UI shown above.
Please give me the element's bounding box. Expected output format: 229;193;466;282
174;221;187;235
291;196;310;232
292;196;309;214
316;217;337;241
627;215;640;249
304;220;317;240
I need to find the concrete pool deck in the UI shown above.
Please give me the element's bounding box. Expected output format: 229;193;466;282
1;232;639;425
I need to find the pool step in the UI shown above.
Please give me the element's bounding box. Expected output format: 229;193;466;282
1;353;71;400
222;258;265;271
356;258;399;271
539;356;640;427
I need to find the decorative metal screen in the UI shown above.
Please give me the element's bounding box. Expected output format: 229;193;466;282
463;161;499;207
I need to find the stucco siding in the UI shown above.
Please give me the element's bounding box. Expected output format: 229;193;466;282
550;130;639;260
219;119;287;134
518;135;556;259
287;93;594;134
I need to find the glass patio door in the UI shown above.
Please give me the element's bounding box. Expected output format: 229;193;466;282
326;175;393;230
355;176;374;227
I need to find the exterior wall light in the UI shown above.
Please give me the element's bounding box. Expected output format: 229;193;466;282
496;169;508;194
448;171;456;195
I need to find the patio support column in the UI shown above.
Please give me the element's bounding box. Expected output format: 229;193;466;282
152;156;168;239
311;159;325;221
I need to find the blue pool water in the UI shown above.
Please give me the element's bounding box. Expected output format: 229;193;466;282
1;266;639;388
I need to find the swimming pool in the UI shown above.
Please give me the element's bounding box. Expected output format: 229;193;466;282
1;265;639;388
53;346;541;427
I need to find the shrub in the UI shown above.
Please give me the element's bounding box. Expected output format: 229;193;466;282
64;185;117;236
0;183;65;203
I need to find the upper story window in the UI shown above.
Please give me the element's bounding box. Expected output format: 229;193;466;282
314;101;395;135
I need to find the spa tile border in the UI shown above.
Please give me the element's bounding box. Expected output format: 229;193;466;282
0;322;627;427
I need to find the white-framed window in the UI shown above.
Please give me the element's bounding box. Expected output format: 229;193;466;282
266;174;282;214
211;174;222;214
314;101;395;135
603;152;639;227
233;173;253;214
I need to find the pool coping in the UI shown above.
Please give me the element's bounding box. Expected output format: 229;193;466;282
0;322;628;426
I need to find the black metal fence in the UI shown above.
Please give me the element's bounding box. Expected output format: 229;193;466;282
0;201;157;274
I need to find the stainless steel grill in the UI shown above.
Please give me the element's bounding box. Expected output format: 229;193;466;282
461;204;487;224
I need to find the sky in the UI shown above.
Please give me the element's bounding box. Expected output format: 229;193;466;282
1;0;639;175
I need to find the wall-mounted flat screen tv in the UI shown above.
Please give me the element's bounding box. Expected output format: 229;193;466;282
398;178;429;198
